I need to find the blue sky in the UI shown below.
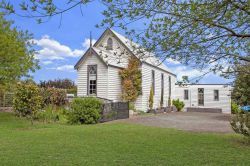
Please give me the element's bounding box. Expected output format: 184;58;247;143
6;1;232;84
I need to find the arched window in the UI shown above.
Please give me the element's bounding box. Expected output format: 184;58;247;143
106;38;113;50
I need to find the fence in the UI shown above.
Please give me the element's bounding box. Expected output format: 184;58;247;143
0;93;14;107
101;102;129;122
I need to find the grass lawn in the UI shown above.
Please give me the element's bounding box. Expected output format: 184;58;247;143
0;112;249;165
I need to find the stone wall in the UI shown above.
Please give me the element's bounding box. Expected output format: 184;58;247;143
100;102;129;122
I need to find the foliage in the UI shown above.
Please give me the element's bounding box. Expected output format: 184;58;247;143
172;99;185;112
67;97;102;124
1;1;249;77
39;79;76;89
148;86;154;110
232;64;250;106
36;105;67;123
41;88;67;107
119;56;142;102
13;83;42;118
0;15;38;90
129;102;135;111
99;0;250;78
231;102;242;114
230;113;250;143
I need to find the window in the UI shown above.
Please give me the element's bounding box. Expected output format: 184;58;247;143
169;76;171;98
198;88;204;106
87;65;97;95
184;89;189;100
214;90;219;101
161;73;164;99
106;38;113;50
151;70;155;95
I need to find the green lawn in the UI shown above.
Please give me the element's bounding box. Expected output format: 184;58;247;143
0;112;249;165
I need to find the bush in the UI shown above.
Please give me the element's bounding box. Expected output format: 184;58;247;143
231;102;241;114
148;86;154;111
36;105;67;123
13;83;43;118
230;112;250;143
67;97;103;124
41;88;67;107
172;99;185;112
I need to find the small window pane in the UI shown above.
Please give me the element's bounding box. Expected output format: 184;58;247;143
214;90;219;101
184;90;189;100
107;38;113;50
198;88;204;106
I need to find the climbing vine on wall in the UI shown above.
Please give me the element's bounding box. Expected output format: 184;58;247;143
119;56;142;102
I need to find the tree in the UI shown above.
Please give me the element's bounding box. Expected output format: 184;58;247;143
0;14;38;91
1;1;249;77
232;64;250;106
39;79;76;89
119;56;142;102
100;0;250;77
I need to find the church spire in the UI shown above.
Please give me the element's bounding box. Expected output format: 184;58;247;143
90;31;92;47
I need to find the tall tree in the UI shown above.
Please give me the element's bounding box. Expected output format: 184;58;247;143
232;64;250;106
1;0;249;76
0;14;38;91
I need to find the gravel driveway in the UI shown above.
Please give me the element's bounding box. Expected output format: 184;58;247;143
123;112;233;133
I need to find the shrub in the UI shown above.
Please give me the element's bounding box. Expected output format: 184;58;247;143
148;86;154;111
230;112;250;143
231;102;241;114
36;105;67;123
67;97;103;124
13;83;43;118
41;88;67;107
119;56;142;102
172;99;185;112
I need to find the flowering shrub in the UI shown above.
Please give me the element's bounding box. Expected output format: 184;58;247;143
13;83;43;117
41;88;67;107
230;112;250;143
119;56;142;102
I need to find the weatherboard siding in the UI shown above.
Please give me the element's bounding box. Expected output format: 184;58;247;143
77;51;108;99
140;63;176;111
175;85;231;113
107;66;122;101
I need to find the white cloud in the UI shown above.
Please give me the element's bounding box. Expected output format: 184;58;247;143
172;66;202;81
32;35;95;61
41;60;53;65
165;58;180;65
48;65;75;72
82;38;96;49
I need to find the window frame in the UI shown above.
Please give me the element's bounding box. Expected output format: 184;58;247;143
106;38;113;50
151;70;155;95
87;65;97;96
169;76;171;98
214;90;219;101
184;89;189;100
161;73;164;100
198;88;204;106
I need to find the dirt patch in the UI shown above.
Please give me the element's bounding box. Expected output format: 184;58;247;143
120;112;233;133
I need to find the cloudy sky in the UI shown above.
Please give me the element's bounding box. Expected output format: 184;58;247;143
7;1;232;84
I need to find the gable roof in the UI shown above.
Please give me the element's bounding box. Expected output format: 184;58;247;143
75;29;176;76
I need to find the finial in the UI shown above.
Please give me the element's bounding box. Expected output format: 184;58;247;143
90;31;92;47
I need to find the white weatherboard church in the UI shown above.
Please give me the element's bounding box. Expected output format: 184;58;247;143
75;29;231;114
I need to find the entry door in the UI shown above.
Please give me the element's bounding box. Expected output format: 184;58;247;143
198;88;204;106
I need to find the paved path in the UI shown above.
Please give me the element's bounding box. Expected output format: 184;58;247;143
122;112;233;133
